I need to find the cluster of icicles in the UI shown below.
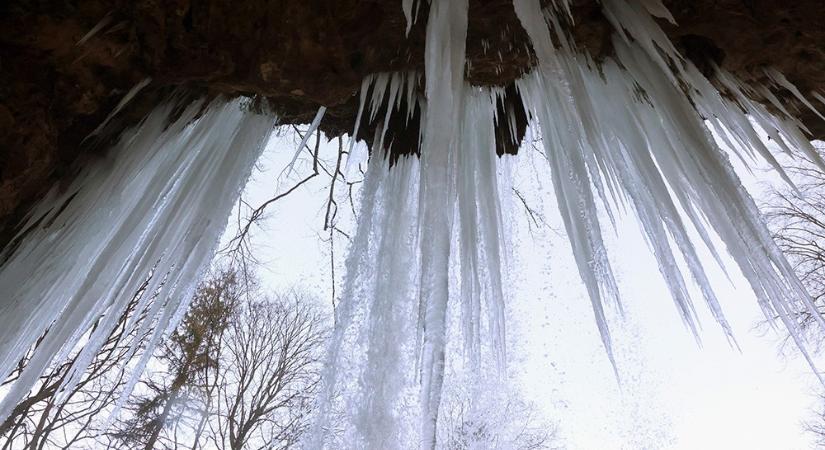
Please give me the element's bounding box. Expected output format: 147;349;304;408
311;0;825;446
1;0;825;448
0;98;275;422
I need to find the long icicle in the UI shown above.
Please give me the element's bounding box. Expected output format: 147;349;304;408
0;98;275;423
417;0;469;447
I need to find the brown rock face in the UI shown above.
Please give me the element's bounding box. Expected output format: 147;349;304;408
663;0;825;138
1;0;824;240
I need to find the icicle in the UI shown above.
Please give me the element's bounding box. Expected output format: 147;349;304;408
345;75;375;174
310;81;511;449
514;0;622;373
764;68;825;122
355;157;421;448
402;0;418;35
417;1;468;447
0;97;275;423
12;0;825;446
77;12;113;46
457;89;507;369
511;0;825;380
319;2;825;446
86;77;152;139
346;71;422;173
376;74;405;152
283;105;326;178
814;91;825;108
600;0;684;85
637;0;676;24
308;155;386;449
309;151;427;448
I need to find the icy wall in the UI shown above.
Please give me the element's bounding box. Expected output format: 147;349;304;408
0;98;274;422
310;0;825;447
1;1;825;448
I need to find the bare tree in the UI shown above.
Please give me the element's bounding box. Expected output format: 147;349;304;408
0;279;157;450
207;293;327;450
219;127;360;315
763;147;825;343
437;381;558;450
806;394;825;448
762;144;825;444
108;268;243;450
104;270;327;450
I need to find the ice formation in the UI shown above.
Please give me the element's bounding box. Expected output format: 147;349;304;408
1;0;824;448
0;98;274;423
312;0;825;447
308;82;512;447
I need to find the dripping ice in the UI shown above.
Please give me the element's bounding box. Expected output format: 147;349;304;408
314;0;825;447
0;98;274;423
0;0;824;448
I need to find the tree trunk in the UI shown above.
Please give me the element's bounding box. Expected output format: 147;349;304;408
144;386;181;450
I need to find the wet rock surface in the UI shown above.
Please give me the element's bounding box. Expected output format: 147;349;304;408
1;0;824;239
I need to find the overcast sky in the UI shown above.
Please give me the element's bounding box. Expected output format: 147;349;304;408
229;130;824;449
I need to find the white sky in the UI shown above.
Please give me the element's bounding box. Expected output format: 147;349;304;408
229;131;825;449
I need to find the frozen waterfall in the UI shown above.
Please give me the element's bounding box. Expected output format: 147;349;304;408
0;0;824;448
0;98;275;423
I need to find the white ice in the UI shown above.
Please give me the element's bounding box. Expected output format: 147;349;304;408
2;1;825;448
313;0;825;447
0;97;275;423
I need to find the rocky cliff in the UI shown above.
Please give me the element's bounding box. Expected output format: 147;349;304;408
1;0;824;240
